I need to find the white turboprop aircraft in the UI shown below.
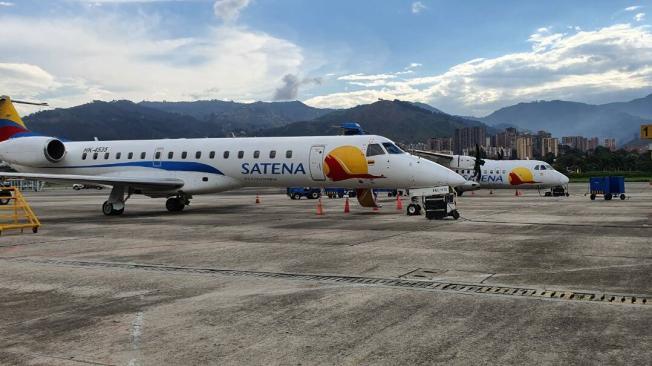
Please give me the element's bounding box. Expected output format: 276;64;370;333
0;96;465;215
414;146;569;196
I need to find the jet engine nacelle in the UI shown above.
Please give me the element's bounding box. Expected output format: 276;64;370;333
0;136;66;166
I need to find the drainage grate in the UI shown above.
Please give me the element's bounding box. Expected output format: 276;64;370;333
3;257;649;306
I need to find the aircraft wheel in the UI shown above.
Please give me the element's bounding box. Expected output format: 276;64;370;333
166;197;185;212
406;203;420;216
103;201;124;216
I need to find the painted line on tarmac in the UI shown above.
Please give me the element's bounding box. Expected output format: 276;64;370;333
2;257;649;307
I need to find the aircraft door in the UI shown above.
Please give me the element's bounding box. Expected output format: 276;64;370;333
153;147;164;168
309;145;326;181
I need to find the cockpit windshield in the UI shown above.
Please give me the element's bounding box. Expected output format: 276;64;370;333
382;142;404;154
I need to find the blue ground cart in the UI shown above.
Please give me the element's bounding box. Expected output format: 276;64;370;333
589;176;626;201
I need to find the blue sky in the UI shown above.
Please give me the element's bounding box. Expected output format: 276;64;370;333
1;0;651;116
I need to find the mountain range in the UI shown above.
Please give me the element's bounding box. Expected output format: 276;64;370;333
21;93;652;145
480;94;652;144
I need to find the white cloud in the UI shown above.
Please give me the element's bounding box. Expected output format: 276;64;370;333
213;0;250;23
411;1;426;14
634;12;645;22
625;6;641;12
0;1;13;6
0;13;305;108
305;24;652;115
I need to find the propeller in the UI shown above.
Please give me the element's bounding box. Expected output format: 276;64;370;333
472;144;485;182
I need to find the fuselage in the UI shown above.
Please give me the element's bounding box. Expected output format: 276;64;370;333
1;134;465;196
449;155;569;190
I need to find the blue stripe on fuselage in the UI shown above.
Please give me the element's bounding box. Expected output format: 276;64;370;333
42;161;224;175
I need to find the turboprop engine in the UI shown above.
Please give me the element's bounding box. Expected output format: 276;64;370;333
0;136;66;166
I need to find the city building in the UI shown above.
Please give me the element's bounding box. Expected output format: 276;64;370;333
453;126;486;154
516;135;533;159
541;137;559;157
588;137;599;150
495;127;517;150
604;138;616;151
562;136;589;152
428;137;453;152
532;130;552;157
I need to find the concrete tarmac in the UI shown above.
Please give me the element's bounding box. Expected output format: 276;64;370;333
0;183;650;365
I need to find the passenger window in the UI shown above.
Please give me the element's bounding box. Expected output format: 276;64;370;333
238;151;244;159
366;144;385;157
104;152;109;159
82;153;87;160
286;150;292;158
155;151;161;159
116;152;121;160
140;152;146;159
181;151;187;159
168;151;173;159
195;151;201;159
93;153;98;160
490;170;494;174
209;151;215;159
253;150;260;159
128;152;133;160
223;151;230;159
382;142;404;154
269;150;276;158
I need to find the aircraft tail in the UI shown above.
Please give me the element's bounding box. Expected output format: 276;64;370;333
0;96;45;142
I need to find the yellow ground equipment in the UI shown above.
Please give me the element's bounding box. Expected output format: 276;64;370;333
0;186;40;235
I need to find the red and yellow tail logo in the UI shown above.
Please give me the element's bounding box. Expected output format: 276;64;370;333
0;96;30;142
508;167;538;185
323;145;385;181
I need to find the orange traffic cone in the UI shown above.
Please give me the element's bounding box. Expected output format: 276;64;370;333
396;195;403;210
316;198;324;215
256;194;260;204
344;197;350;213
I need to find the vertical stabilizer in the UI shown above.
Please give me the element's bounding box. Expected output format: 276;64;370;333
0;96;46;142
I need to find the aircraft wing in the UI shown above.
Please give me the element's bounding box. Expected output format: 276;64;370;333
0;172;184;191
411;150;454;160
411;150;456;167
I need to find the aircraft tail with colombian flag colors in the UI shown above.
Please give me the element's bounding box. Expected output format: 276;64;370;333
0;96;47;142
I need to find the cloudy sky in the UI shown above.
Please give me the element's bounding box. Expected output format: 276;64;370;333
2;0;651;116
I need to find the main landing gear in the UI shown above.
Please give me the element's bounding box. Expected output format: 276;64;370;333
102;185;130;216
100;187;192;215
166;192;191;212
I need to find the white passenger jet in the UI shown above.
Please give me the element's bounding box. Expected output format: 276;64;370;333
0;96;465;215
414;146;569;196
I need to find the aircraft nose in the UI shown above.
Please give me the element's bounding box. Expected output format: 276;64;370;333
559;172;569;185
448;170;467;187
